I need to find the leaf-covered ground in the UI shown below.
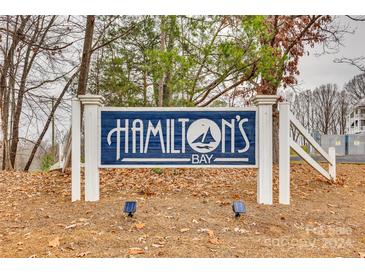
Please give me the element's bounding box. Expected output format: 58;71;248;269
0;163;365;258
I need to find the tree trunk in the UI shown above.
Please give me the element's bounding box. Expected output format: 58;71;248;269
0;16;30;170
77;15;95;96
158;17;166;107
9;16;45;169
9;45;33;168
62;15;95;170
162;17;175;107
272;106;279;164
143;70;147;106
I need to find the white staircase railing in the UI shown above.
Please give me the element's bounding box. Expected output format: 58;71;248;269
279;102;336;205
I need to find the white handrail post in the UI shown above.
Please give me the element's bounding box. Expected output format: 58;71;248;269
252;95;278;205
329;147;336;180
279;102;290;205
71;97;81;202
79;94;104;201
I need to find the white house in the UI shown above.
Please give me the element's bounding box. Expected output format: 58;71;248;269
346;98;365;134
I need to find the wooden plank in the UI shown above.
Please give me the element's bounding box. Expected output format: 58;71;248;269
62;132;72;173
71;98;81;201
329;147;336;180
289;113;331;163
279;102;290;204
290;138;331;180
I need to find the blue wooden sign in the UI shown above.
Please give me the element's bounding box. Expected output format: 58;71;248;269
99;108;257;167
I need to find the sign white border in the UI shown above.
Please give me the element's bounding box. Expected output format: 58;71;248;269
98;107;258;169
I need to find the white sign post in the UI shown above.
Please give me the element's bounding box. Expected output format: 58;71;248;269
253;95;278;205
79;94;104;201
71;98;81;202
279;101;290;205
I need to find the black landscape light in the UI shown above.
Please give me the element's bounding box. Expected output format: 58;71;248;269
232;201;246;217
124;201;137;217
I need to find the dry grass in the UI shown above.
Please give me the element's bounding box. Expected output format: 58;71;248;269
0;163;364;258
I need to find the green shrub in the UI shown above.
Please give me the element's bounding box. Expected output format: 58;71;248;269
290;145;309;156
151;168;163;175
40;153;55;172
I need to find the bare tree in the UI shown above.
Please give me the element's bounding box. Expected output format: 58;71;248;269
23;70;79;171
344;73;365;104
337;90;350;134
335;57;365;72
0;16;83;170
313;84;339;135
346;16;365;22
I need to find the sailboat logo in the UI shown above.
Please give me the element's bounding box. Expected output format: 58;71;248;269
187;119;221;153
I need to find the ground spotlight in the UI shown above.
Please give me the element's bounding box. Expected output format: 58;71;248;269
232;201;246;217
124;201;137;217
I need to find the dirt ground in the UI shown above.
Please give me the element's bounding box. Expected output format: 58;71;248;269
0;163;364;258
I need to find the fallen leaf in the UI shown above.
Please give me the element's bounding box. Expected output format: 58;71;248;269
208;237;220;244
152;243;164;248
65;224;77;229
207;229;215;238
77;251;91;257
65;242;76;251
135;223;146;229
207;229;220;244
234;227;248;234
128;247;145;255
48;236;60;248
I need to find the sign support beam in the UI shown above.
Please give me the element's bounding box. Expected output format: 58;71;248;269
71;97;81;201
279;102;290;205
79;94;104;201
253;95;278;205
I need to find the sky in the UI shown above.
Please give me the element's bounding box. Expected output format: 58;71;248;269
297;16;365;91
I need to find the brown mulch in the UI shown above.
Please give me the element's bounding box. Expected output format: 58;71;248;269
0;163;364;258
